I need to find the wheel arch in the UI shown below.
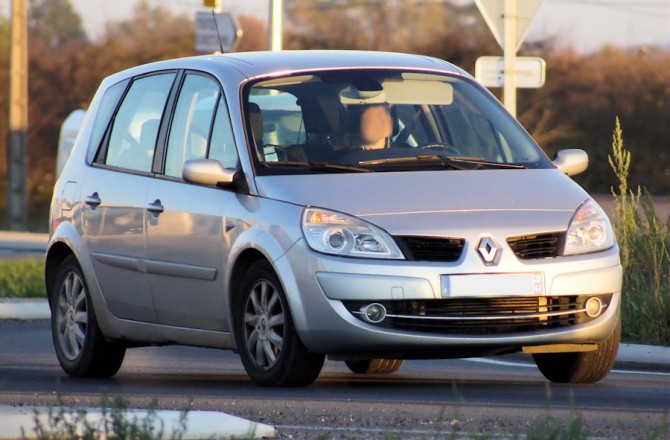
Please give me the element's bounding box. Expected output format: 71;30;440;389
225;238;307;349
45;242;75;307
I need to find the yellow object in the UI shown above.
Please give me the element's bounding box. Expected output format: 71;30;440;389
203;0;220;9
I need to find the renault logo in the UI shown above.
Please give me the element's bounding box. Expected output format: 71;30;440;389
477;236;500;265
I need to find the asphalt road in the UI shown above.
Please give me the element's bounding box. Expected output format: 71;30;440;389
1;320;668;439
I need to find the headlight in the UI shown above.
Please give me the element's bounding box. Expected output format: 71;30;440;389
563;199;615;256
302;208;404;259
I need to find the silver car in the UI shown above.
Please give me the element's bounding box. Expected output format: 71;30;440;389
47;51;622;386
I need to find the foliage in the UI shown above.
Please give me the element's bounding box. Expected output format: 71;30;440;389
522;47;670;195
609;118;670;345
0;259;45;298
25;396;189;440
28;0;86;48
525;415;589;440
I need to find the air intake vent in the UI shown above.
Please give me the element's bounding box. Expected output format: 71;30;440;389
344;294;612;335
507;232;563;260
396;236;465;262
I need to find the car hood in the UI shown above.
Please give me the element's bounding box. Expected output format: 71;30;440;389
255;169;591;236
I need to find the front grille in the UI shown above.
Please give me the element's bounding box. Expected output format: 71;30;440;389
396;236;465;262
507;232;564;260
344;294;611;335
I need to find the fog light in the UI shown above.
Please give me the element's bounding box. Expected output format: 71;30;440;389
584;297;603;318
361;303;386;324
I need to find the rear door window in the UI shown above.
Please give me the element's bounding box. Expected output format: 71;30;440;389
104;73;176;173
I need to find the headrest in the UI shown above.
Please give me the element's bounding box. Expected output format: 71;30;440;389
248;102;264;143
298;96;339;135
139;119;160;150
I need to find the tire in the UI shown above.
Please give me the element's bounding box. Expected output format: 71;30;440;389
345;359;404;374
233;260;325;387
533;319;621;384
51;255;126;378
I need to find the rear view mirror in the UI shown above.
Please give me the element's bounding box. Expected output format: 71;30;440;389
182;159;237;188
553;149;589;177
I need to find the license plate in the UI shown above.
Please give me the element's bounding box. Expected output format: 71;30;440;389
441;273;544;298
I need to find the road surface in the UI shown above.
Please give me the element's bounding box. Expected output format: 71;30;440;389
1;320;668;438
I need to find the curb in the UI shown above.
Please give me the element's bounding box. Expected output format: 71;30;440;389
0;406;275;439
615;343;670;372
0;299;50;321
0;231;48;254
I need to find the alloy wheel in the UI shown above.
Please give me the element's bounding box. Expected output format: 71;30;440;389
243;279;285;370
55;271;88;361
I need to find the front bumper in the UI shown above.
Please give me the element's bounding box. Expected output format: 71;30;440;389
279;240;622;356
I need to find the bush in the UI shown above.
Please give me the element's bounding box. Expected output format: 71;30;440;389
609;118;670;345
0;259;46;298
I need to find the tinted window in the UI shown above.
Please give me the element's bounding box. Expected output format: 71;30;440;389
105;73;176;172
87;79;129;163
165;74;220;177
208;95;238;169
246;71;552;175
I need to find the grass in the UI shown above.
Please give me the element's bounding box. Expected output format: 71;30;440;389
609;118;670;345
0;258;46;298
24;396;189;440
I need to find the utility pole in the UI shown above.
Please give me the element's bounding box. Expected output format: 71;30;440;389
502;0;517;118
269;0;283;51
8;0;28;231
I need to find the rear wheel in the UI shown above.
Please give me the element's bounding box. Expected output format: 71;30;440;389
51;255;125;378
533;320;621;383
234;260;324;387
345;359;404;374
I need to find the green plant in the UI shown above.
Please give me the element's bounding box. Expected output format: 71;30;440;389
0;259;46;298
525;415;589;440
608;117;670;345
24;396;189;440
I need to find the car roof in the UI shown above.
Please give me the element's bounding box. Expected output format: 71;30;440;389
105;50;469;84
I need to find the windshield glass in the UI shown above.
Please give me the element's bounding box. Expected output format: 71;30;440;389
245;70;552;174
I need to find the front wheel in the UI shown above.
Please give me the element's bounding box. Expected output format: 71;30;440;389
233;260;325;387
533;320;621;383
51;255;125;378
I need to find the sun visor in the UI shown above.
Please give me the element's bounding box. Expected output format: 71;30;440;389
339;80;454;105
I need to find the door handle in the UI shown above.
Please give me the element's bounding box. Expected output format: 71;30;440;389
147;199;164;214
84;192;101;208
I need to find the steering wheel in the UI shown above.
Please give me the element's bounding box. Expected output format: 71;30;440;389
418;143;462;156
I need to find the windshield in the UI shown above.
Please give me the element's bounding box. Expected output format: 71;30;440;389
245;70;552;175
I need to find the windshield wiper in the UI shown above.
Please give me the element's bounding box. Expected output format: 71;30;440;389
262;160;372;173
358;155;526;170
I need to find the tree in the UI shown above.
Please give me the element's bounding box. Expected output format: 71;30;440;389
99;0;195;72
236;15;267;52
28;0;87;47
519;46;670;194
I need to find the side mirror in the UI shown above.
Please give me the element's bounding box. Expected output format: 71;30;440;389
553;149;589;177
182;159;237;188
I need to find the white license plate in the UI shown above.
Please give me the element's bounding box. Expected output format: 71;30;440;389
441;273;544;298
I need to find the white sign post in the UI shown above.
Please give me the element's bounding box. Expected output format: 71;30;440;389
195;12;242;53
474;0;545;118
